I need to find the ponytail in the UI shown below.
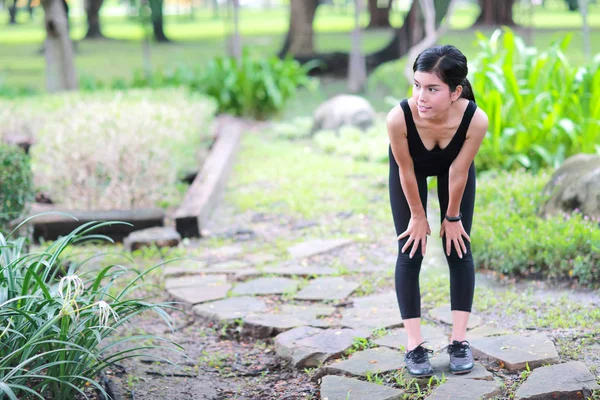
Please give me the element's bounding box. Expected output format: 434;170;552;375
460;78;476;103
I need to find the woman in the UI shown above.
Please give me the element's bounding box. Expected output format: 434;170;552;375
386;45;488;377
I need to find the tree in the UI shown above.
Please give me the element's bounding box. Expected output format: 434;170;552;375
40;0;78;92
8;0;17;24
278;0;319;57
279;0;457;76
84;0;105;39
367;0;392;28
472;0;516;26
149;0;169;42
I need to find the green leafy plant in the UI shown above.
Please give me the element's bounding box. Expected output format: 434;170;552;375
0;144;33;229
0;219;185;399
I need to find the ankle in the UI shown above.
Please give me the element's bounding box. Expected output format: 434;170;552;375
407;340;425;352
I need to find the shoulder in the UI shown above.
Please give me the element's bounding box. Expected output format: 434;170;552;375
386;102;407;137
467;104;488;140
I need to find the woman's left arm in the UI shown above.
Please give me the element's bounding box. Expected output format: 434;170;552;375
446;108;489;218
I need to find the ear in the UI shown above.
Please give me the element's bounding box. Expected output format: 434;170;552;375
451;85;463;102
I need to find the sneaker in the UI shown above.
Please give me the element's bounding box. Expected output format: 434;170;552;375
404;342;434;377
447;340;474;375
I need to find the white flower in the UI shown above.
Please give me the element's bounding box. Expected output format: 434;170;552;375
96;301;120;328
58;275;84;302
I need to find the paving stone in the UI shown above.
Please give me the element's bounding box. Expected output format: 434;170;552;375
243;305;335;338
374;326;448;352
163;260;208;277
288;238;353;260
208;260;250;270
469;333;560;372
124;227;181;252
428;305;483;329
275;326;366;368
320;375;403;400
245;253;278;265
294;277;359;301
165;274;227;290
468;325;514;339
261;265;338;277
425;378;502;400
193;296;267;322
515;361;600;400
322;347;404;377
340;305;402;331
232;277;299;296
424;354;494;382
352;292;397;307
167;282;232;305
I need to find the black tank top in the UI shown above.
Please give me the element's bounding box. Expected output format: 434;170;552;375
400;99;477;177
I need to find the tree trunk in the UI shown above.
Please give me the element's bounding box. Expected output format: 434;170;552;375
278;0;319;57
84;0;105;39
149;0;170;42
473;0;516;26
367;0;392;28
9;0;17;24
41;0;78;92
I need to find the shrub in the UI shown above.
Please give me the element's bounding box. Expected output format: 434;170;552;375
473;169;600;285
313;120;389;163
1;89;216;210
0;144;34;229
0;221;184;399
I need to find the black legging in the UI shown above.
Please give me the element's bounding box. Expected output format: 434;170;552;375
388;146;476;320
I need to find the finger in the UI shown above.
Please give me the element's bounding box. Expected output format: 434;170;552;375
462;230;471;242
453;238;463;258
459;237;467;254
422;237;427;256
402;237;413;253
398;230;409;240
440;226;444;238
409;239;419;258
446;236;451;256
427;225;431;236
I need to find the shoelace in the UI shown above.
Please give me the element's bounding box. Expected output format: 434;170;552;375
405;341;434;364
446;340;470;358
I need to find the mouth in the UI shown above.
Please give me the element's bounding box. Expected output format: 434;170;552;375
418;104;431;112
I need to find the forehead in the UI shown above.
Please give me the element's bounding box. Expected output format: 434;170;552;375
413;71;446;86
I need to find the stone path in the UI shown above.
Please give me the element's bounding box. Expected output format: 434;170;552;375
156;234;600;399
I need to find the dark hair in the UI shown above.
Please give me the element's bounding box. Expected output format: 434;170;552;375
413;45;475;103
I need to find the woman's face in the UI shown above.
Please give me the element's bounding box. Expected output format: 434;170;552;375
411;71;460;119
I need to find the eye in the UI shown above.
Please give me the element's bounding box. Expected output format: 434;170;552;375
429;88;437;92
413;82;420;88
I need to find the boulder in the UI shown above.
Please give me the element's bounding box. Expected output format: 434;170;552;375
540;153;600;219
311;95;376;134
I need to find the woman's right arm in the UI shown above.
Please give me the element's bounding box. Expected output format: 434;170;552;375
387;105;430;257
387;106;426;219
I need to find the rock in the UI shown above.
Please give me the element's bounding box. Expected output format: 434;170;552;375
340;304;403;331
294;277;359;301
352;292;397;307
193;296;267;322
540;153;600;219
425;378;502;400
261;265;338;277
245;253;277;265
163;260;208;277
288;238;353;260
165;274;228;290
275;326;366;368
424;354;494;382
428;305;483;329
515;361;600;400
311;95;376;134
167;283;232;305
374;326;448;352
320;375;403;400
469;333;560;372
322;347;403;377
231;277;299;296
243;305;335;338
123;227;181;252
468;325;513;339
209;260;249;270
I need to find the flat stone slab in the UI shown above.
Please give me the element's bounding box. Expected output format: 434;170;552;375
165;274;227;290
340;305;403;331
262;265;338;277
208;260;249;270
468;325;513;339
167;283;232;305
294;277;359;301
163;260;208;277
322;347;403;377
425;378;502;400
288;238;353;259
124;227;181;251
232;277;299;296
470;333;560;372
374;326;448;352
352;292;397;307
428;305;483;329
425;354;494;382
275;326;366;368
244;305;335;338
515;361;600;399
193;296;267;322
245;252;277;265
320;375;403;400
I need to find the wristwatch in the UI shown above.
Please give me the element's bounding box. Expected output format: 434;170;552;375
445;212;462;222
